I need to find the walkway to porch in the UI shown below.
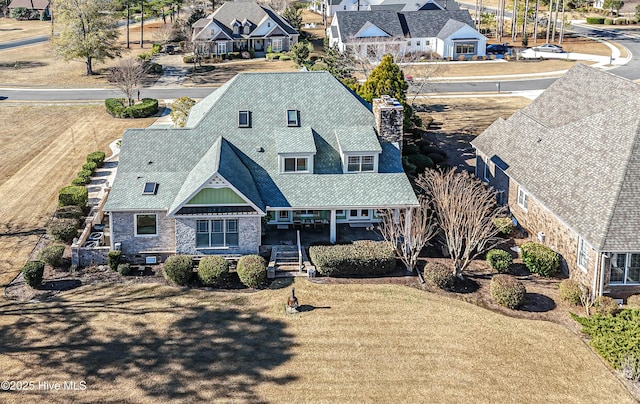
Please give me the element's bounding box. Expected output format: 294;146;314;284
262;223;383;246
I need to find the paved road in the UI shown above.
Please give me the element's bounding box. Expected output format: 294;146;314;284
0;35;50;50
1;25;638;101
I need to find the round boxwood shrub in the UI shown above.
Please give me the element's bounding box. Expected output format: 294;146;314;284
492;217;514;236
76;169;93;184
236;255;266;288
627;294;640;308
558;279;583;305
520;242;559;277
424;261;454;290
593;296;619;316
82;161;97;174
163;255;193;285
197;256;229;286
486;249;512;273
86;151;106;168
56;205;84;220
108;250;121;272
71;177;89;186
58;185;88;208
406;154;434;174
490;274;526;309
23;261;45;288
47;218;79;243
37;244;66;267
117;263;132;276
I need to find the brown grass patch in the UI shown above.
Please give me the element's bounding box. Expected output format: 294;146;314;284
185;58;299;86
0;17;52;43
0;280;633;402
0;105;156;286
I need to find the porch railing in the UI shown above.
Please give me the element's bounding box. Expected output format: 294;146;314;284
297;230;303;272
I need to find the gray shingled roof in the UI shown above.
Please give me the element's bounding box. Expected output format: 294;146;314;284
275;127;316;154
198;0;298;37
471;64;640;251
335;126;383;153
335;9;476;40
105;72;418;214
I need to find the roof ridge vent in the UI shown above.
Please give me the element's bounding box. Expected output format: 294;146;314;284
520;111;549;129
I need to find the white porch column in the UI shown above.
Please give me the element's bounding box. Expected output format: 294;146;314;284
330;209;337;244
404;208;412;256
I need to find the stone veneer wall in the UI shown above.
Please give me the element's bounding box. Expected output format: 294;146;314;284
506;177;597;288
111;211;176;256
175;216;260;255
372;96;404;148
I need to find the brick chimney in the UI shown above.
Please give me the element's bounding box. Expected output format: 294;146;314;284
372;95;404;149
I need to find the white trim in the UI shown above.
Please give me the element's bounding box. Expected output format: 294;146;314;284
483;156;490;181
134;213;158;237
279;154;314;174
517;186;529;211
238;110;250;127
577;237;589;272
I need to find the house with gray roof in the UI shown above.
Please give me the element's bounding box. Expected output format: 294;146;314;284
472;63;640;298
191;0;299;56
328;8;485;60
104;72;418;262
8;0;50;18
318;0;457;17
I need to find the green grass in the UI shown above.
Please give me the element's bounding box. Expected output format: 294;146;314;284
0;280;633;403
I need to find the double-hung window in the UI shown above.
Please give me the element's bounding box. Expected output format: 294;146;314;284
577;237;588;271
196;219;239;248
135;214;157;237
517;187;529;211
284;157;308;172
347;155;374;172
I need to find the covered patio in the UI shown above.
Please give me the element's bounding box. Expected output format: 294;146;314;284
262;223;384;246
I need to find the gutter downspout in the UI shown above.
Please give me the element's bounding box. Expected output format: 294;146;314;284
599;253;608;297
109;212;115;251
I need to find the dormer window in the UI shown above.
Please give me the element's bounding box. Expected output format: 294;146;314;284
244;24;251;34
347;156;374;172
287;110;298;127
142;182;158;195
284;157;308;172
233;25;239;34
238;110;250;127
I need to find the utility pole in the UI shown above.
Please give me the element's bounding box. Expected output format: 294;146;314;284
140;0;144;48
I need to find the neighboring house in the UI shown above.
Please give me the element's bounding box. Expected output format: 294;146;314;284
104;72;418;262
322;0;458;17
328;8;485;59
191;0;299;57
472;63;640;298
8;0;50;18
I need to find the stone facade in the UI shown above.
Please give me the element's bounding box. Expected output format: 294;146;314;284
110;211;176;256
372;96;404;148
175;216;260;255
72;246;109;267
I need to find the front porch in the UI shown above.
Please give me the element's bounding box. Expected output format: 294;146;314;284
262;223;383;246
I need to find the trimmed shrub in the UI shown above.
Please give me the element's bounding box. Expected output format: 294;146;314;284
23;261;45;287
559;279;583;305
37;244;66;267
426;152;446;164
309;241;396;277
86;151;106;168
105;98;158;118
424;261;454;289
406;154;434;174
586;16;605;24
280;55;291;61
492;217;514;236
237;255;266;288
490;274;526;309
486;249;512;273
162;255;193;286
77;169;93;184
56;205;83;220
402;156;417;175
198;256;229;286
228;51;241;59
47;219;79;243
520;242;559;277
82;161;97;173
604;18;613;25
108;250;121;272
117;263;132;276
627;294;640;308
58;185;88;208
593;296;620;316
71;177;89;186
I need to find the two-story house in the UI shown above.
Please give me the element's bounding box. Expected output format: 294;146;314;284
104;72;418;262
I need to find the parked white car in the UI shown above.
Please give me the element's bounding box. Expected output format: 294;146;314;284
532;43;564;53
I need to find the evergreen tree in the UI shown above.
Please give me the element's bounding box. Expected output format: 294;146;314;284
357;54;408;104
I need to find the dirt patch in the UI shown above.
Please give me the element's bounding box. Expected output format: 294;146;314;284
184;58;299;86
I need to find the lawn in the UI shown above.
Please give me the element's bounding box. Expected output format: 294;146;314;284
0;105;156;287
0;279;633;402
0;17;51;43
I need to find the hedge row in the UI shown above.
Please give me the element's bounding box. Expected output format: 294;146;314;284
105;98;158;118
161;254;266;288
309;241;396;277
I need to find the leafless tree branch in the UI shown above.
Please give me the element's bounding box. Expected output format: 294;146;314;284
109;58;145;106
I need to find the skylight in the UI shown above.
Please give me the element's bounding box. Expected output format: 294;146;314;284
143;182;158;195
287;110;298;127
238;110;250;127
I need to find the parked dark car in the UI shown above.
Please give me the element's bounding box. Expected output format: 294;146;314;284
486;44;509;54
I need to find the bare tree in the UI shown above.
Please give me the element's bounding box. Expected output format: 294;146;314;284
416;169;505;278
170;96;196;127
377;197;438;273
153;23;175;45
109;58;145;106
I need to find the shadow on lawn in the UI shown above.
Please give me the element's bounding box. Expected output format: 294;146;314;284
0;286;297;402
